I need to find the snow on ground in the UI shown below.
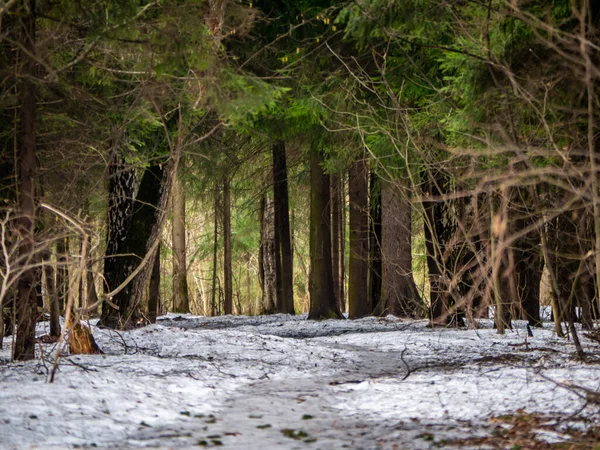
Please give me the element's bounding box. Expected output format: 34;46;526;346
1;314;600;449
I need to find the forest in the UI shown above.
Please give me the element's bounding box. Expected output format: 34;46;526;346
2;0;600;448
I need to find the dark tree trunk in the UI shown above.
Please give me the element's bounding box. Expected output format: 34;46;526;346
340;177;346;310
56;236;68;313
514;217;543;327
331;174;344;312
348;156;370;319
259;195;277;314
576;210;596;330
375;175;421;317
172;169;189;313
546;212;583;328
272;140;294;314
369;171;382;312
42;251;61;338
308;142;343;320
127;130;181;325
100;163;162;328
422;170;455;326
14;0;39;361
211;188;219;316
147;242;161;323
223;174;233;315
100;153;136;325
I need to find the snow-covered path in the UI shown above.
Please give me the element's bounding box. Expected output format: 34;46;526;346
1;314;600;449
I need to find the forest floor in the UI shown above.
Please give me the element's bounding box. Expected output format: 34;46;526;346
1;314;600;449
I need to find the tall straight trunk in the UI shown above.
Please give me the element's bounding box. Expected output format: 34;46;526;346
56;236;68;313
514;217;543;327
369;171;382;312
42;251;60;338
308;141;343;320
423;170;454;326
331;174;344;312
546;212;581;328
100;163;162;328
148;242;161;322
128;131;183;325
348;156;370;319
223;174;233;315
101;153;136;324
340;177;346;310
172;169;189;313
246;253;252;315
14;0;38;361
211;188;219;316
576;210;596;330
375;175;422;317
272;140;294;314
259;196;277;314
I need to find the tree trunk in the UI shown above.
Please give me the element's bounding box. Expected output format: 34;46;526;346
100;153;136;325
422;170;454;326
347;156;370;319
223;174;233;315
546;212;581;329
369;171;382;312
308;141;343;320
375;175;421;317
331;174;344;312
272;140;295;314
42;251;61;338
128;160;172;325
211;188;220;316
56;236;68;313
100;163;162;328
14;0;39;361
172;169;189;313
148;242;161;323
259;195;277;314
514;218;543;327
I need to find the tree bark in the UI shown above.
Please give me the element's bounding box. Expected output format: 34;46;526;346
223;174;233;315
546;212;581;329
211;188;219;316
514;216;543;327
308;141;343;320
100;163;162;328
369;171;382;312
331;174;344;312
272;140;294;314
100;153;136;326
148;242;161;322
42;251;61;338
128;160;172;325
172;168;189;313
259;195;277;314
348;156;370;319
375;175;421;317
56;236;68;313
422;170;454;326
14;0;39;361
